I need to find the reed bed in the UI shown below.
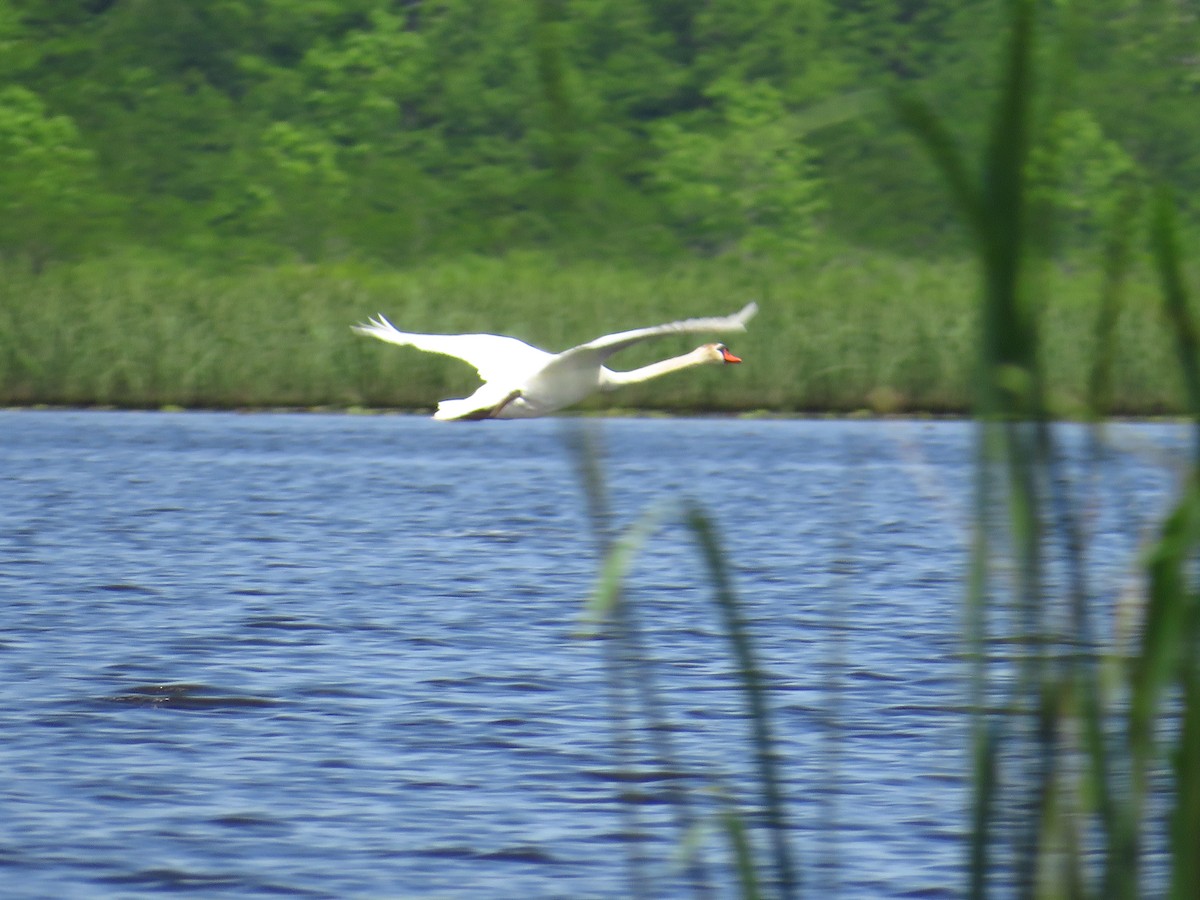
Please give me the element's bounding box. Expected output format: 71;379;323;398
0;249;1188;415
895;0;1200;890
573;1;1200;897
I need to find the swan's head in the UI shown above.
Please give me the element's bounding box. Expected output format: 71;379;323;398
701;342;742;365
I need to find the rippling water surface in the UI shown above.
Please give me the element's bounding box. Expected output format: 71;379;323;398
0;411;1188;898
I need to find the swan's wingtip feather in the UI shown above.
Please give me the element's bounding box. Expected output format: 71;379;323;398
351;314;398;336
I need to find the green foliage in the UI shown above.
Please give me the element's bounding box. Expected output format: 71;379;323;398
2;0;1193;264
1028;108;1145;245
246;121;350;257
0;86;115;267
648;79;824;258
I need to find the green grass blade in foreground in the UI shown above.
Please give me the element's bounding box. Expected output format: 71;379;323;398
567;423;655;896
584;502;671;626
1145;189;1200;899
1175;673;1200;900
979;0;1039;416
965;502;994;900
1174;665;1200;900
718;801;762;900
686;504;797;900
969;721;999;900
896;0;1039;417
1152;190;1200;444
1130;478;1200;895
569;424;714;897
900;1;1074;894
581;490;778;898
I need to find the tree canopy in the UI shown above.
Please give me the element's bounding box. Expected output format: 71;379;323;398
2;0;1194;265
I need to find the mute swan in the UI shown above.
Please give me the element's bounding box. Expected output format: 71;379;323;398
352;302;758;420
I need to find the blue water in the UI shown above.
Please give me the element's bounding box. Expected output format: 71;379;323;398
0;412;1188;898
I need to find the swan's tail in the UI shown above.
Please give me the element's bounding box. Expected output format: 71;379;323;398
433;387;523;421
433;398;481;421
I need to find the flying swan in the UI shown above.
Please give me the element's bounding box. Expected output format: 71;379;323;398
352;302;758;420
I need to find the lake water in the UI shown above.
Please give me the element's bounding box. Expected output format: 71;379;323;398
0;411;1189;898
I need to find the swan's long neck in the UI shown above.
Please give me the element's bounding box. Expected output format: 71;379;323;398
603;348;715;388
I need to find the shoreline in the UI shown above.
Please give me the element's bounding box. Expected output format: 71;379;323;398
2;404;1191;425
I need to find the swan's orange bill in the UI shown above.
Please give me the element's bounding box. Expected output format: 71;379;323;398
721;348;742;364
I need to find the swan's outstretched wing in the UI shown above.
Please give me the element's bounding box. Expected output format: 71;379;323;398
352;315;552;383
571;302;758;361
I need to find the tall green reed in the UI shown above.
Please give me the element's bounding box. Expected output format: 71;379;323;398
1140;190;1200;899
571;422;796;899
900;0;1200;895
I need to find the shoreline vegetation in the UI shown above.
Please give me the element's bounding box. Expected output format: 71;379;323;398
1;248;1193;418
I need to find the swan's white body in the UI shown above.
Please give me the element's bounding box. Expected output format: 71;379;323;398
352;302;757;420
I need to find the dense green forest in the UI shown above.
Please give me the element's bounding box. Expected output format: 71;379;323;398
2;0;1195;268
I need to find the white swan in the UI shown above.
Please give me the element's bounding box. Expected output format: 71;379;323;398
352;302;758;420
